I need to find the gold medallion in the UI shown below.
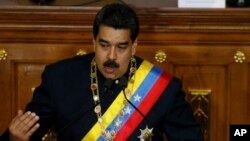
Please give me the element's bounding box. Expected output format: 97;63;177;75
94;105;101;113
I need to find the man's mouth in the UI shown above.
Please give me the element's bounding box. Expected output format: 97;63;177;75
103;60;119;74
104;67;116;74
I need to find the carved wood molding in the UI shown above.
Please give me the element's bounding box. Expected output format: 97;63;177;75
0;7;250;44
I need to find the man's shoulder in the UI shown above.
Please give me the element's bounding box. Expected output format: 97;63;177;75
47;53;94;69
42;53;94;75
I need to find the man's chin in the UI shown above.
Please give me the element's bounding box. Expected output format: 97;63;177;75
102;69;118;80
103;73;117;80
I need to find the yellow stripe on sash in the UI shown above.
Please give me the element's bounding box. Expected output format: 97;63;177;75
82;60;153;141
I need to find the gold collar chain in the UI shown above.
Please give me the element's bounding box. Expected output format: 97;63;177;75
90;57;136;140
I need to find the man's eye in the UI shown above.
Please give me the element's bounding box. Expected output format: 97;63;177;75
100;43;109;48
117;45;127;49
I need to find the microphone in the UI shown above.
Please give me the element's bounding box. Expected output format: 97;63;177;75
55;79;113;136
119;76;162;136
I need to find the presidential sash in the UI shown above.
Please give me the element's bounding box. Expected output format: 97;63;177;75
82;60;172;141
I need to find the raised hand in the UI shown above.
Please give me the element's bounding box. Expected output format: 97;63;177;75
9;110;40;141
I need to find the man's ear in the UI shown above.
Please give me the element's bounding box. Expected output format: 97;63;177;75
132;39;138;56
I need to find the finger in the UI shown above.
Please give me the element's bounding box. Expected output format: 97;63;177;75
16;112;39;133
26;123;40;137
14;111;32;127
11;111;32;128
10;110;24;125
18;111;32;123
17;110;23;116
12;111;31;132
22;112;37;125
9;110;26;129
24;113;40;132
9;111;27;139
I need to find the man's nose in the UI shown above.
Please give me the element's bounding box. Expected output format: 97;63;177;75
108;47;117;60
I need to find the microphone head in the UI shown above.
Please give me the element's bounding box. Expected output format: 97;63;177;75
119;76;128;88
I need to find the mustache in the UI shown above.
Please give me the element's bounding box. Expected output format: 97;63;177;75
103;60;120;68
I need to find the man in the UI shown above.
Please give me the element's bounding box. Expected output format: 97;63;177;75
1;3;203;141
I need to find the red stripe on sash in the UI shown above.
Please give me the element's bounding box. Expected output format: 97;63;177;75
114;72;172;140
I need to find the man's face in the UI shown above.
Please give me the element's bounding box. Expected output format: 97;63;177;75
93;25;137;80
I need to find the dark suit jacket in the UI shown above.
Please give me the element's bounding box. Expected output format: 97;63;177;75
1;53;203;141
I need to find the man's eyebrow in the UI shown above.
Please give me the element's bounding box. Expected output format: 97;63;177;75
98;38;129;45
119;41;129;45
98;38;109;43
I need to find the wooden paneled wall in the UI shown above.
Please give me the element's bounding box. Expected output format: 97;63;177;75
1;6;250;141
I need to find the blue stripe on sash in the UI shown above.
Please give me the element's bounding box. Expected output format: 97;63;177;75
97;66;163;141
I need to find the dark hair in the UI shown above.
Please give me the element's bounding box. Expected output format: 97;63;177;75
93;3;139;42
